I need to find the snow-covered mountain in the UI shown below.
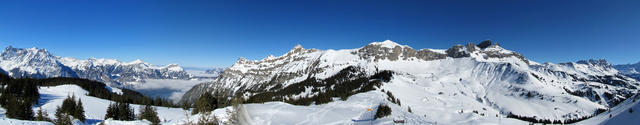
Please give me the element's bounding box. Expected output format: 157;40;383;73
0;46;191;86
182;40;639;124
614;62;640;80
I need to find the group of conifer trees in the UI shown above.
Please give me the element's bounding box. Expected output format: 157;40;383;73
245;66;391;106
192;92;218;115
39;77;179;108
104;100;161;125
0;72;163;124
51;95;86;124
182;92;244;125
0;73;40;120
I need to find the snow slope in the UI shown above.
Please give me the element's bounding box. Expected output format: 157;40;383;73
0;108;53;125
614;62;640;80
239;91;528;125
184;40;639;124
578;93;640;125
36;85;189;125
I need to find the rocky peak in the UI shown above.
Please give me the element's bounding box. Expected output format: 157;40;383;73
368;40;404;48
235;57;249;64
477;40;492;49
262;54;276;61
288;44;305;54
577;59;612;67
445;44;471;58
1;46;59;64
2;46;54;57
161;64;184;72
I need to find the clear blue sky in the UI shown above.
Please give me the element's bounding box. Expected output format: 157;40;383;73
1;0;639;67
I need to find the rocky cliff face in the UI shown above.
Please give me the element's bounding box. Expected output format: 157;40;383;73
182;40;638;122
0;46;191;86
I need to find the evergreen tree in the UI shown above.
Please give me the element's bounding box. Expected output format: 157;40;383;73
375;104;392;119
118;102;135;121
105;103;118;120
181;101;191;110
35;107;52;122
57;95;86;122
75;98;86;122
54;106;73;125
104;101;135;121
24;81;40;103
60;95;77;117
5;96;34;120
138;104;161;125
193;92;217;114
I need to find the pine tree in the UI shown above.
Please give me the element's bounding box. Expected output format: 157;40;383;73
118;102;135;121
375;104;392;119
75;98;86;122
60;95;77;117
105;103;118;120
54;106;73;125
181;101;191;110
35;107;52;122
6;97;35;120
138;105;161;125
193;92;217;114
104;101;135;121
23;81;40;104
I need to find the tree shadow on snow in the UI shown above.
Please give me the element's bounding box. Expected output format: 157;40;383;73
85;119;103;124
37;93;61;106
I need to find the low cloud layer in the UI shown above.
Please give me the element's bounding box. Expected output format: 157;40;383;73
130;79;209;102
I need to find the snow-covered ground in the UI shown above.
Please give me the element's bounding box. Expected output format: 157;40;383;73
578;93;640;125
0;74;636;125
0;84;525;125
34;85;190;125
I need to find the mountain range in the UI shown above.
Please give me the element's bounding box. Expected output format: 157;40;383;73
0;46;192;87
614;62;640;80
1;40;639;124
182;40;639;123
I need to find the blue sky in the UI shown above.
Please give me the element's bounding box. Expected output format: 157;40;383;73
1;0;639;68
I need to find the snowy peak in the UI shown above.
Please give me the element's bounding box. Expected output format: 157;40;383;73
614;61;640;80
0;46;72;78
183;40;639;124
234;57;250;64
126;59;145;65
367;40;405;48
577;59;612;67
1;46;56;60
161;64;184;72
615;62;640;74
0;46;192;86
262;54;276;61
287;44;306;55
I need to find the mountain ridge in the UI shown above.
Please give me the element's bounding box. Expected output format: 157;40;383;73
182;40;639;123
0;46;192;87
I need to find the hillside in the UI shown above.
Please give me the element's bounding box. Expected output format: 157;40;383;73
183;40;639;124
